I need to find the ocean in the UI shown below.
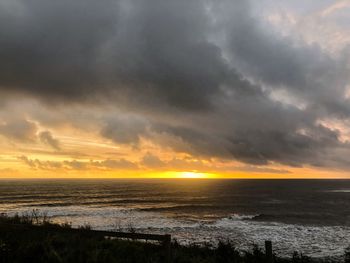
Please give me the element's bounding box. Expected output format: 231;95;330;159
0;179;349;258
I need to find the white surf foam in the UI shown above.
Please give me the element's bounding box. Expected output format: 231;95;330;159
2;206;350;259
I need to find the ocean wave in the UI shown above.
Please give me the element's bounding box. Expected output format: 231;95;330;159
226;213;260;220
2;206;137;218
138;204;219;212
2;205;350;258
327;189;350;193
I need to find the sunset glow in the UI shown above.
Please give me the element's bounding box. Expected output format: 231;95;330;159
1;2;350;262
0;0;349;179
176;172;213;179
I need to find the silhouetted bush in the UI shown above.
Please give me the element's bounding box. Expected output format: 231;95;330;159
0;213;347;263
345;247;350;263
291;252;312;263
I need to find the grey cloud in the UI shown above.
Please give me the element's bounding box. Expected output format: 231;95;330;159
141;153;165;168
0;0;120;103
98;0;233;110
18;155;63;170
39;131;61;150
91;159;138;170
18;155;86;170
0;0;234;110
18;155;37;168
226;165;291;174
140;153;210;171
19;155;138;170
100;115;148;145
222;0;350;116
142;97;348;168
63;160;88;170
0;119;37;142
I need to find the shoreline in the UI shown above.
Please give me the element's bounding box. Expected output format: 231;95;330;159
0;213;349;263
2;208;349;259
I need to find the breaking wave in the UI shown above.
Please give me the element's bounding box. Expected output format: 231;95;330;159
2;206;350;259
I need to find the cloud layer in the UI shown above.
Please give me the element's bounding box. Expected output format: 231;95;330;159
1;0;350;173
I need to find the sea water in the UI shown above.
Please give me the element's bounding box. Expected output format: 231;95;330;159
0;179;349;258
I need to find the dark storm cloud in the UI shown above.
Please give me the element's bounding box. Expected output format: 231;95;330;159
1;0;350;169
0;0;120;102
148;114;346;168
0;0;234;110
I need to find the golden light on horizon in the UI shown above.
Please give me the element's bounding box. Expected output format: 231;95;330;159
177;172;213;179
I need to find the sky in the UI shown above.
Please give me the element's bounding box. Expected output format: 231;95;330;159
0;0;350;178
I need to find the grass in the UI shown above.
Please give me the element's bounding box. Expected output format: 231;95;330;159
0;211;348;263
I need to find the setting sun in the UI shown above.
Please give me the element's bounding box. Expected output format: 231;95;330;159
177;172;211;179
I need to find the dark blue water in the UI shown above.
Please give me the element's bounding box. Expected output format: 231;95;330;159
0;179;349;257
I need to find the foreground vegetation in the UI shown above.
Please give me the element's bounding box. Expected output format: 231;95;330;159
0;212;349;263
